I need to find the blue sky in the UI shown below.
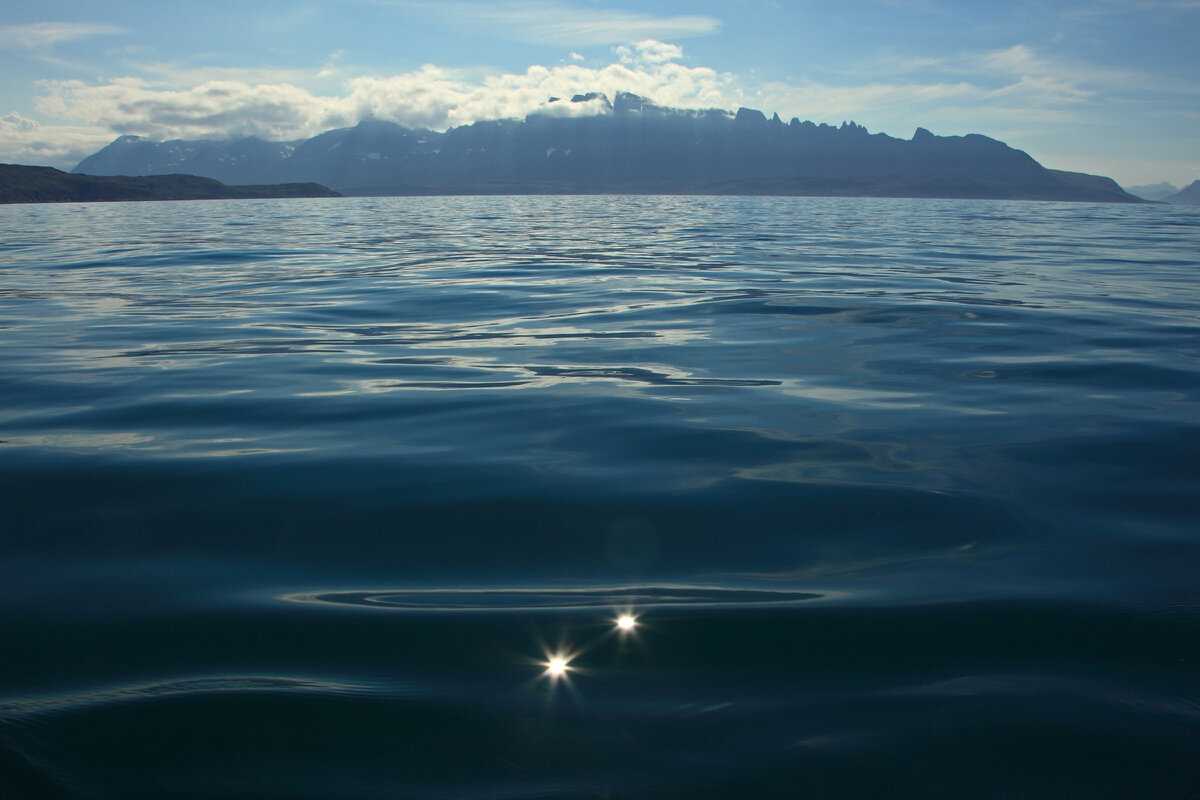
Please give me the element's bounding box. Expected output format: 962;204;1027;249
1;0;1197;186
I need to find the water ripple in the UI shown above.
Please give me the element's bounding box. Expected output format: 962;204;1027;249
0;674;382;718
281;586;824;612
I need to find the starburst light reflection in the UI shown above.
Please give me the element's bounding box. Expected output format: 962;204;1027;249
543;652;573;681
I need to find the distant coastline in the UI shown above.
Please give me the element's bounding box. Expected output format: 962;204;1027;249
0;164;340;205
331;171;1144;203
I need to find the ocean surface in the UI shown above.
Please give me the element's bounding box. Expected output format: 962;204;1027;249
1;195;1198;799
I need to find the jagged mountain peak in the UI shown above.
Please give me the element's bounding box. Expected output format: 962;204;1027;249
734;107;767;124
570;92;612;109
613;92;657;113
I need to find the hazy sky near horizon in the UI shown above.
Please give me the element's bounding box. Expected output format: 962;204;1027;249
1;0;1196;186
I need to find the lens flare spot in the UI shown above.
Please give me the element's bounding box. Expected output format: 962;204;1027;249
616;614;638;632
544;654;571;679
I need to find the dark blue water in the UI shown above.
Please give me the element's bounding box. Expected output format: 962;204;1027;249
2;195;1198;799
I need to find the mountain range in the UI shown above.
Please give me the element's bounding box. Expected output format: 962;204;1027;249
1162;180;1200;205
74;92;1143;203
1126;182;1179;201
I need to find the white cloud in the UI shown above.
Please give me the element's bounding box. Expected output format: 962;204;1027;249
531;94;612;118
35;78;341;141
29;41;739;147
5;37;1195;184
616;40;684;65
1;112;39;133
0;111;113;167
320;55;738;129
2;39;1128;169
371;1;720;46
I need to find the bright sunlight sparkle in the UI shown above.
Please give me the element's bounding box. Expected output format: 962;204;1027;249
545;655;569;678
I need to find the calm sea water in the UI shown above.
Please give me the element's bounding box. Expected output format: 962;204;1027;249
1;195;1198;799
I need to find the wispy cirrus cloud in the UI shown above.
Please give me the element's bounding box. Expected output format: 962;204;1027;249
756;79;982;125
363;1;720;46
0;22;126;54
1064;0;1200;16
829;41;1200;115
754;43;1105;134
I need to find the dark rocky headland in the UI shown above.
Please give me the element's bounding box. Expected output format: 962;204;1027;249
0;164;340;204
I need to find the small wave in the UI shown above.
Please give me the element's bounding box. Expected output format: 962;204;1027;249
280;586;822;612
0;674;378;718
524;366;782;386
